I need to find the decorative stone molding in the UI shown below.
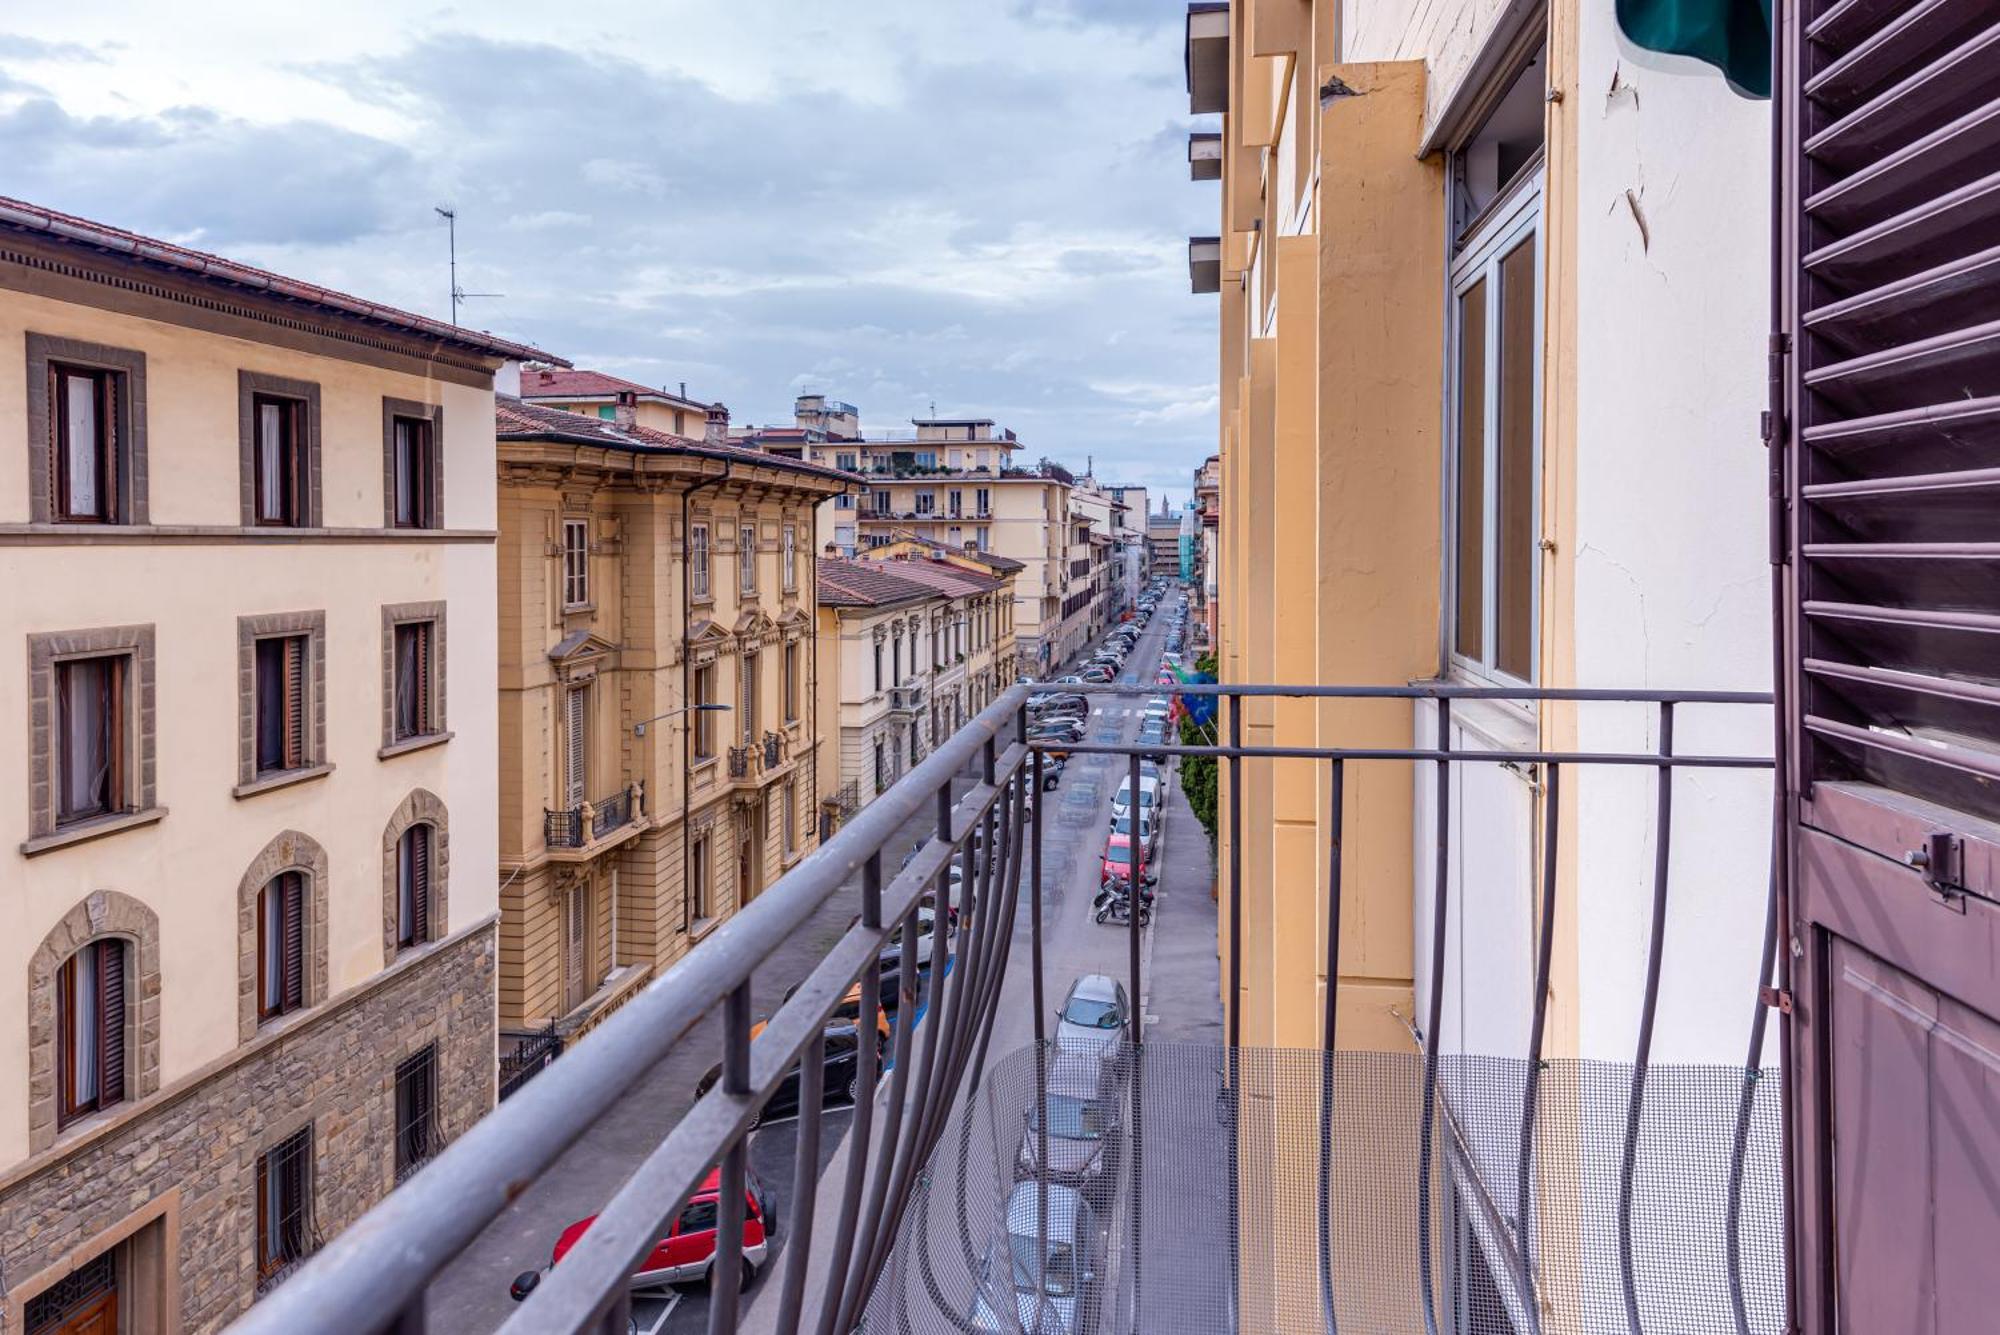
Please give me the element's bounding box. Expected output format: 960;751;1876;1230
381;789;450;966
26;890;162;1153
381;396;445;528
235;611;328;787
25;332;149;524
234;831;331;1043
379;601;448;749
24;624;158;843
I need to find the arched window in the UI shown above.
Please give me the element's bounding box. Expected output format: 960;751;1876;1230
382;789;450;964
396;824;433;950
57;937;128;1127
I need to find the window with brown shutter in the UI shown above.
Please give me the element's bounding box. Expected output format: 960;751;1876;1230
252;394;309;527
255;635;308;774
258;872;306;1022
562;518;590;608
693;665;716;759
54;655;127;826
51;364;118;523
391;415;437;528
394;621;436;740
56;938;125;1127
563;686;588;810
563;883;590;1013
397;824;431;950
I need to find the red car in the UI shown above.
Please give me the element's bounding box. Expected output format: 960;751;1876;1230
516;1167;771;1299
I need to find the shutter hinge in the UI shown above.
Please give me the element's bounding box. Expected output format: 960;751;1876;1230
1765;332;1791;567
1759;986;1793;1015
1906;831;1967;911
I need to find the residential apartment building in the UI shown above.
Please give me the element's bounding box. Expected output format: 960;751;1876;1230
1144;497;1182;578
1190;0;1775;1319
493;395;849;1044
1193;454;1219;649
854;546;1019;721
0;196;552;1330
516;367;712;440
814;560;947;813
798;394;1070;679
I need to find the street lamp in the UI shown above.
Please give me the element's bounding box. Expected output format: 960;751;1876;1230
632;703;732;737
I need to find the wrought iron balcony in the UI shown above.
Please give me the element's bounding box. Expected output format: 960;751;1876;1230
543;786;638;850
229;681;1783;1335
763;731;783;770
728;745;752;779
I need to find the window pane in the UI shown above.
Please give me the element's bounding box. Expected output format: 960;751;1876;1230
57;658;115;820
62;373;102;517
1453;279;1488;661
69;948;99;1106
1496;235;1538;680
259;401;287;522
262;880;283;1013
256;638;287;772
394;421;417;526
395;624;424;737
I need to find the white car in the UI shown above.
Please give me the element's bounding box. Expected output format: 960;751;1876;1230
1054;973;1131;1060
1110;774;1161;821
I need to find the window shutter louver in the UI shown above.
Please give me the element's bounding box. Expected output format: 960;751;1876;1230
1782;1;2000;1324
565;688;587;809
282;874;304;1009
412;826;431;942
285;636;306;769
415;622;433;733
97;939;125;1106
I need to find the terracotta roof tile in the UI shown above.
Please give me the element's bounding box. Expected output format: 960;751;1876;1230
517;368;708;406
815;558;945;608
0;194;565;365
858;555;1005;596
495;397;860;486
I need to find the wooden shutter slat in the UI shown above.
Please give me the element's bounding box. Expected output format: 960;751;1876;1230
282;874;304;1009
1806;0;1992;109
1807;102;2000;235
1803;169;2000;289
1803;319;2000;414
415;622;432;733
1804;25;2000;169
97;939;125;1106
285;636;306;769
1804;246;2000;354
411;827;430;942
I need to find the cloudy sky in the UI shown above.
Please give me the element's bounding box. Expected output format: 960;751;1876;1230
0;1;1218;504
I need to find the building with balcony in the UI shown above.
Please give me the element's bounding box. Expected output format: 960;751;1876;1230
1194;454;1220;647
493;396;851;1051
0;195;557;1330
854;545;1019;725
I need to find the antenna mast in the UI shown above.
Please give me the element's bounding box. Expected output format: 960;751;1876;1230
435;205;503;326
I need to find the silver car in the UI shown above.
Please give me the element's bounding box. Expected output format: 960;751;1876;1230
1015;1058;1120;1187
1053;974;1129;1061
967;1182;1104;1334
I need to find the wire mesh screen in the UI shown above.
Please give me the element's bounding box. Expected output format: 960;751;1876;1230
854;1041;1783;1334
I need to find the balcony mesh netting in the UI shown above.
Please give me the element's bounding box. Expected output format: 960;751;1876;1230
854;1041;1783;1334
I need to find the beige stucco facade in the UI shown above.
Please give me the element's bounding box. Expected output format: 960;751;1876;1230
494;401;849;1042
0;209;535;1329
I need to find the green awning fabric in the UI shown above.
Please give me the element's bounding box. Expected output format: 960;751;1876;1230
1616;0;1772;98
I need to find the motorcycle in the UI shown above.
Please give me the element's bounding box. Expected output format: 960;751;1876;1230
1092;881;1153;926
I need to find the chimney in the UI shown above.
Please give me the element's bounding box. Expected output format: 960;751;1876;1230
705;402;730;445
613;389;637;429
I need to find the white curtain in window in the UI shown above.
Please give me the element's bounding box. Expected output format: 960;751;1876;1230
259;402;285;519
60;660;113;818
71;947;99;1103
63;373;100;515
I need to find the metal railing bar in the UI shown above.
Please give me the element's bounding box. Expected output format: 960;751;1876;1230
835;911;924;1332
1726;858;1782;1335
1045;681;1773;704
1318;756;1346;1335
1031;749;1051;1332
1518;761;1560;1331
1128;750;1145;1046
810;854;885;1335
1618;702;1677;1335
772;1028;828;1335
1049;741;1769;768
1417;697;1452;1335
1225;692;1243;1329
709;981;753;1335
1436;1074;1543;1326
231;690;1035;1335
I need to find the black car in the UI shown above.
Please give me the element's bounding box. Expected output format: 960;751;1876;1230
698;1021;880;1126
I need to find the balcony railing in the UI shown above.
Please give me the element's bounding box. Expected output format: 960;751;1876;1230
229;681;1782;1335
728;745;751;779
542;786;638;849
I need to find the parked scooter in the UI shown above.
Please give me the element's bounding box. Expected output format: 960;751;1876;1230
1092;880;1153;926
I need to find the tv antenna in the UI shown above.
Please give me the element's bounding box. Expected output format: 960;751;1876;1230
434;206;503;326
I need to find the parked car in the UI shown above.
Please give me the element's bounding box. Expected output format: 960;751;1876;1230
782;977;892;1043
696;1020;880;1126
967;1182;1105;1335
1080;666;1114;684
1099;833;1155;888
1054;974;1131;1062
1110;773;1162;820
519;1166;771;1300
1108;808;1158;856
1039;756;1067;790
1014;1057;1122;1187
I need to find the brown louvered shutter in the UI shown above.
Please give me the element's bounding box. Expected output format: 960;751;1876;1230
284;636;307;769
97;939;126;1106
282;873;304;1009
1780;1;2000;1327
411;826;431;942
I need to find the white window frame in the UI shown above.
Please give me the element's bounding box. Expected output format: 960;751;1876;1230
1444;167;1544;688
562;518;590;609
690;523;711;601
